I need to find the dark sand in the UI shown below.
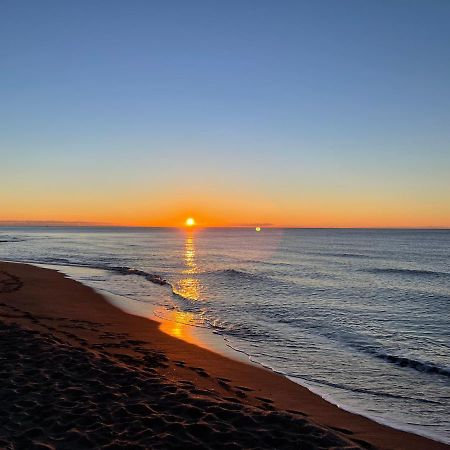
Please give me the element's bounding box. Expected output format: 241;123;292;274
0;262;448;450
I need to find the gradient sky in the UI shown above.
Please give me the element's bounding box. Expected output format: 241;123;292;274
1;0;449;227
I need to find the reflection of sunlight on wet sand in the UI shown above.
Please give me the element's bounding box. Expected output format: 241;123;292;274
158;310;205;347
157;308;248;361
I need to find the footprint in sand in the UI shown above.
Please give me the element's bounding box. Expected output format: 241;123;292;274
0;271;23;294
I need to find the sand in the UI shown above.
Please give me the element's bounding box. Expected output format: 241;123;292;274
0;261;448;450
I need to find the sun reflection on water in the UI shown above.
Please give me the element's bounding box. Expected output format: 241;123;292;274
159;231;205;343
176;232;201;300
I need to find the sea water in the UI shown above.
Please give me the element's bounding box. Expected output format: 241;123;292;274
0;227;449;443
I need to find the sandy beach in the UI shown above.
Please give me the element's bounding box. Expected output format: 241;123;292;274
0;261;448;450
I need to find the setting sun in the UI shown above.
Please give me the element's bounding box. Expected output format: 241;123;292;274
185;217;195;227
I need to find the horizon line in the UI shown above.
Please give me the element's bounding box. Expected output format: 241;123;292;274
0;223;449;230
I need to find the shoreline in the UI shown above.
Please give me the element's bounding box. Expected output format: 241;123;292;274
0;261;448;449
30;260;450;445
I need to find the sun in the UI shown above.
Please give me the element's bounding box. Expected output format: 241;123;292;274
185;217;196;227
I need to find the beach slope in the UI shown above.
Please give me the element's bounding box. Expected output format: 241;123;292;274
0;262;447;450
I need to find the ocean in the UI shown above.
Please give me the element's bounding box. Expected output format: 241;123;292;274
0;227;449;444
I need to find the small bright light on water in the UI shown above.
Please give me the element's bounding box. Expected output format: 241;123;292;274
255;227;261;232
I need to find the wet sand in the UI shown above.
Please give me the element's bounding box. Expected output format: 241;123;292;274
0;261;448;450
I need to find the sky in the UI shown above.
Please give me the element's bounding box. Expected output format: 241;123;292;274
1;0;449;227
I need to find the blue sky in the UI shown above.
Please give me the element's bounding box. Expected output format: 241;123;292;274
1;1;449;226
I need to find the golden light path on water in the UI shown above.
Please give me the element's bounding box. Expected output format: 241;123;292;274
158;227;284;347
177;233;201;300
159;230;205;345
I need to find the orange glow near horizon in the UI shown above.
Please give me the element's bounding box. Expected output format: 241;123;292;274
1;188;449;228
185;217;196;227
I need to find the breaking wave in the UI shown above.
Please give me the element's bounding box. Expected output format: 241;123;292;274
364;348;450;378
108;266;168;285
0;237;26;243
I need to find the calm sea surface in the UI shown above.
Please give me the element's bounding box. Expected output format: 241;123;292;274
0;227;449;443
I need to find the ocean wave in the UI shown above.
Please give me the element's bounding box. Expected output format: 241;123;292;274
367;350;450;378
332;253;367;258
181;268;278;284
216;268;266;280
291;374;443;405
12;259;171;288
0;237;26;243
364;268;449;278
219;338;444;406
106;265;205;307
108;266;168;285
328;331;450;379
0;258;171;287
244;259;294;268
321;252;371;259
